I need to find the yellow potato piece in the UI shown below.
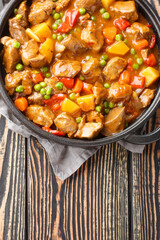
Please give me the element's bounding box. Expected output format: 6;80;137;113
26;28;41;42
39;38;55;63
31;23;52;42
140;67;160;87
107;41;130;56
45;16;54;28
101;0;115;10
77;94;95;112
61;98;80;114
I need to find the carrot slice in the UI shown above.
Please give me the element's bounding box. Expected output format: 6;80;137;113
119;70;131;84
134;39;149;51
72;78;83;93
82;82;93;94
14;97;28;112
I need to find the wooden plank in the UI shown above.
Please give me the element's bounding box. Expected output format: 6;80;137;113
0;115;26;240
27;138;129;240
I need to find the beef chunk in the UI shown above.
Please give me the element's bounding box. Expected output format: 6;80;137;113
78;13;90;26
92;86;107;104
28;1;55;25
124;23;151;41
17;1;28;28
139;89;155;108
108;82;132;102
5;70;32;95
9;18;29;44
1;37;20;73
81;21;104;52
103;57;127;81
141;48;151;60
28;92;44;105
75;0;101;13
110;1;138;22
25;105;55;127
82;57;103;83
102;107;126;136
54;112;78;137
61;35;88;54
56;0;71;11
52;60;81;78
87;111;104;123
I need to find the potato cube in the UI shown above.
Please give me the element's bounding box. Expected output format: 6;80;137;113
101;0;115;10
39;38;55;63
107;41;130;55
140;67;160;87
45;16;54;28
77;94;95;112
31;23;52;42
26;28;41;42
61;98;80;114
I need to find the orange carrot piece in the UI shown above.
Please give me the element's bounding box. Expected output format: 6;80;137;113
119;70;131;84
82;82;93;94
14;97;28;111
134;39;149;51
72;78;83;93
103;26;118;41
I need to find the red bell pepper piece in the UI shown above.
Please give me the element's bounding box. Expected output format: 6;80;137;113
42;127;66;136
44;93;66;111
57;22;71;33
65;9;79;27
144;53;157;67
114;18;131;30
58;77;74;89
147;24;152;28
131;76;145;89
149;35;156;49
33;72;44;83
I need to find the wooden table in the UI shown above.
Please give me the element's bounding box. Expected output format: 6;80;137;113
0;0;160;239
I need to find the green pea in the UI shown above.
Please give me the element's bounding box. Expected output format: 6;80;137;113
69;93;76;100
62;33;68;38
40;82;47;87
46;87;52;95
44;95;51;100
40;88;47;96
16;14;22;19
100;54;108;61
13;41;20;49
115;34;123;41
52;34;57;39
41;67;48;73
123;39;128;44
125;122;129;128
134;54;138;59
34;84;41;92
52;10;56;15
91;16;97;21
95;106;102;113
60;12;64;17
55;19;62;25
100;60;107;67
56;82;63;89
14;8;18;14
103;101;108;108
137;58;143;65
100;8;106;14
104;83;110;89
16;63;23;71
76;117;82;123
46;73;51;78
79;75;85;80
132;63;139;70
52;23;58;30
54;13;60;20
130;48;136;55
15;85;24;93
79;8;86;15
33;70;39;74
102;12;110;20
108;102;114;108
105;108;110;114
53;0;57;2
57;35;64;41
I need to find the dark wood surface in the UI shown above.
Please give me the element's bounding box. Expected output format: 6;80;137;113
0;0;160;239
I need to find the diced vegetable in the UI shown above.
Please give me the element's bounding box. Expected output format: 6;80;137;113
57;23;71;33
107;41;129;55
77;94;95;112
26;28;41;42
42;127;66;136
149;35;156;49
103;26;118;43
14;97;28;112
131;76;145;89
101;0;115;10
144;53;157;67
61;98;80;114
82;82;93;94
58;77;74;89
119;70;131;84
32;72;44;83
140;67;160;87
31;23;52;42
44;93;66;111
45;16;54;28
72;78;83;93
65;9;80;27
133;39;149;51
39;38;55;63
114;18;130;30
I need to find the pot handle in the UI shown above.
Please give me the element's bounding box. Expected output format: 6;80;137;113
124;126;160;145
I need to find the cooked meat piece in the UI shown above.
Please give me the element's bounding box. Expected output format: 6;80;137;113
17;1;28;28
78;13;90;26
110;1;138;22
92;86;108;104
139;89;155;108
44;77;67;94
141;48;151;60
87;111;104;123
54;112;78;137
56;0;71;11
28;1;55;25
55;42;66;53
9;18;29;44
61;35;88;54
28;54;47;68
103;57;127;81
52;60;81;78
5;70;32;95
82;57;103;83
75;0;101;13
102;107;126;136
75;122;103;139
124;23;151;41
81;21;104;52
25;105;55;127
1;37;20;73
108;82;132;102
28;92;44;105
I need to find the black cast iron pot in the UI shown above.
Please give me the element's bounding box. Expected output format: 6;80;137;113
0;0;160;147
